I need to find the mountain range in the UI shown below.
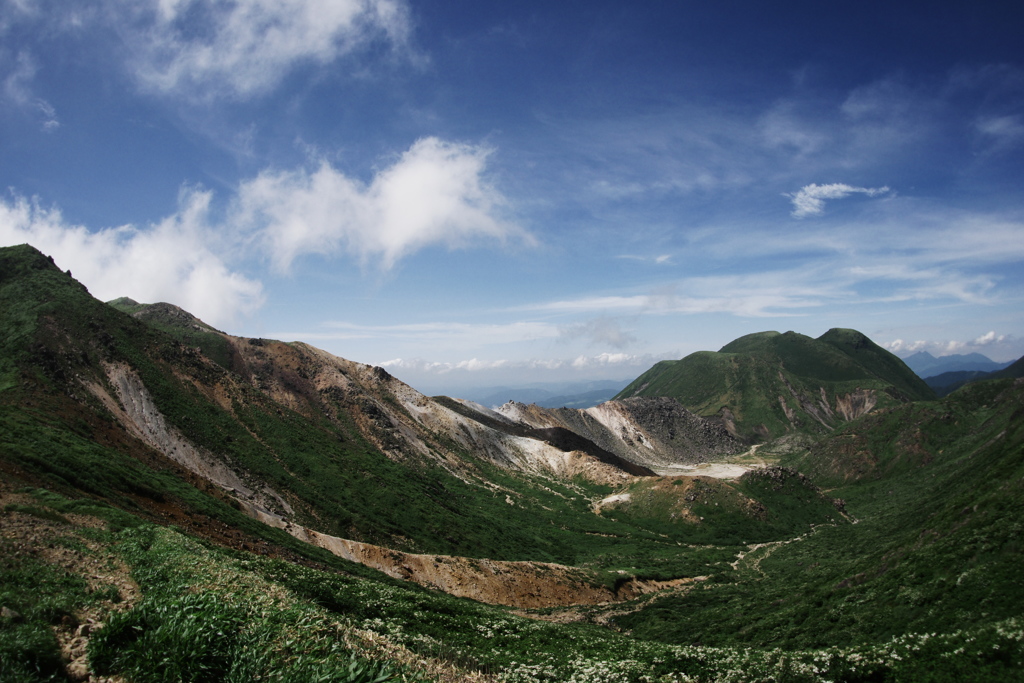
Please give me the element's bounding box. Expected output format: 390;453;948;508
2;244;1023;682
902;350;1014;378
457;380;630;410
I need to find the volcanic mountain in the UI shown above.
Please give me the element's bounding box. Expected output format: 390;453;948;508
3;243;1023;682
617;328;935;441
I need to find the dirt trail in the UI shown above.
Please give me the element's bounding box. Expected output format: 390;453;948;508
729;522;834;576
0;484;137;682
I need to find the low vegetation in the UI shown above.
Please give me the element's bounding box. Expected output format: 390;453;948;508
2;245;1023;681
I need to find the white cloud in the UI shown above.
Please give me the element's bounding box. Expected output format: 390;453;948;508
973;330;1006;346
786;183;891;218
976;115;1024;152
0;191;264;326
524;295;648;314
235;137;528;271
303;320;558;345
2;50;59;130
380;357;511;374
121;0;414;99
618;253;674;265
523;275;824;319
886;332;1016;360
381;352;650;375
570;352;644;369
759;101;828;155
885;339;928;354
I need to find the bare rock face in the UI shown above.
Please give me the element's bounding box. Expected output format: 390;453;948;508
498;396;743;470
85;362;294;519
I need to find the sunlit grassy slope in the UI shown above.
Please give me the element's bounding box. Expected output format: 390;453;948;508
618;377;1024;656
617;329;935;441
3;244;1023;681
0;244;838;569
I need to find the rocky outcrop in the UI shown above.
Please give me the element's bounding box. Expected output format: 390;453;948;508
777;371;879;431
86;362;293;518
221;339;651;484
497;396;743;469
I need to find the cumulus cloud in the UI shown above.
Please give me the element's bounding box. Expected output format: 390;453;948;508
973;330;1006;346
121;0;414;99
885;339;928;354
571;352;643;369
0;134;523;326
786;183;890;218
235;137;527;271
886;332;1015;359
0;191;263;326
379;358;511;374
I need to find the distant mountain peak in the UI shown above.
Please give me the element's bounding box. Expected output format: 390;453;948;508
902;350;1010;378
618;328;934;441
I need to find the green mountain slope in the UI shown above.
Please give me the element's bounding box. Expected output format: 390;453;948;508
617;329;935;441
4;244;1023;682
618;376;1024;666
0;244;831;571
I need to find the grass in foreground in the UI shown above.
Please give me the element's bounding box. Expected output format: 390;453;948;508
4;488;1024;682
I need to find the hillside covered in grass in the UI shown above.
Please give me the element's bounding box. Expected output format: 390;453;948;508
617;329;935;441
2;244;1024;682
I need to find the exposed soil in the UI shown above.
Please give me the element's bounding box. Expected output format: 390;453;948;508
652;462;753;479
511;576;707;627
0;481;137;683
239;499;687;609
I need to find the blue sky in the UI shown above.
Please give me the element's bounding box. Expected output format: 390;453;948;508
2;0;1023;395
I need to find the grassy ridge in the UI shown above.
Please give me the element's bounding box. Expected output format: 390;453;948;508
0;244;832;574
5;244;1024;680
106;298;236;370
617;329;935;440
617;377;1024;654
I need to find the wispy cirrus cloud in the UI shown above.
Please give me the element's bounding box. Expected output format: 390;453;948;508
617;253;674;265
975;115;1024;153
1;50;59;130
119;0;415;100
520;279;824;319
380;352;652;375
786;183;891;218
558;316;637;349
292;319;558;345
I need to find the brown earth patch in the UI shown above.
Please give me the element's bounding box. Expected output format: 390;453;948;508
240;499;697;609
0;482;137;682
